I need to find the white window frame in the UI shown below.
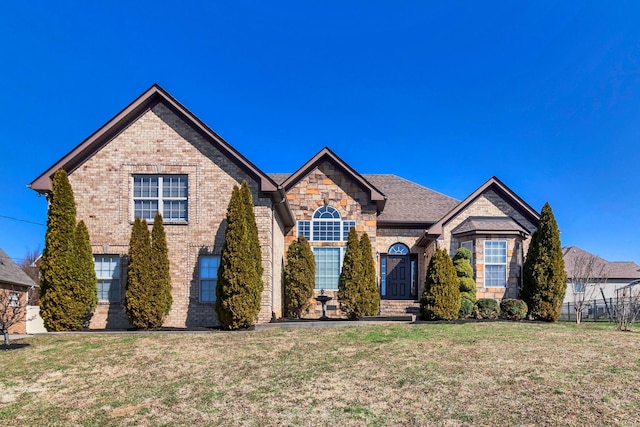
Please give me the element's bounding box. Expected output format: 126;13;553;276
8;292;20;307
133;175;188;223
94;255;121;302
199;255;220;303
484;240;507;287
312;247;345;291
297;206;354;242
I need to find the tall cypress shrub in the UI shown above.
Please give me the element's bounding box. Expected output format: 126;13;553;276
338;227;364;320
216;183;263;329
360;232;380;316
420;248;461;320
124;218;154;328
39;169;81;331
240;181;264;314
520;202;566;321
284;236;315;318
453;247;476;302
74;220;98;327
151;212;172;324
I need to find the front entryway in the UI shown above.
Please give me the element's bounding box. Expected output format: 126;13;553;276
386;255;412;299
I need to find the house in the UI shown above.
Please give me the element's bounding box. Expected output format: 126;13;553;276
29;84;540;328
0;248;38;334
563;246;640;303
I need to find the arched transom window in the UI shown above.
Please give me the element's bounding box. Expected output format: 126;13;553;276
388;243;409;255
297;206;355;242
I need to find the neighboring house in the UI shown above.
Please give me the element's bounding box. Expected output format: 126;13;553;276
29;84;540;328
563;246;640;303
0;248;38;334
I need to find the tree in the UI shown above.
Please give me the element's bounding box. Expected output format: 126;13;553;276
360;232;380;316
337;228;364;319
73;220;98;327
240;181;264;314
284;236;315;318
124;218;155;328
565;249;607;324
39;169;86;331
19;247;40;287
216;182;264;329
453;247;476;302
150;213;173;323
420;248;461;320
613;284;640;331
521;203;567;321
1;287;26;347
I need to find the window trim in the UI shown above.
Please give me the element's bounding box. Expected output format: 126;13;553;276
297;206;354;242
8;292;20;308
133;175;188;223
94;255;121;303
199;255;220;303
312;246;345;291
484;240;507;287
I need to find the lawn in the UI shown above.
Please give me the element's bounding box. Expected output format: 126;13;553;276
1;321;639;426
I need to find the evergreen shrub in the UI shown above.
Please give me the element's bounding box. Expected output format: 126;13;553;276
459;297;476;319
420;248;461;320
499;299;528;321
476;298;500;319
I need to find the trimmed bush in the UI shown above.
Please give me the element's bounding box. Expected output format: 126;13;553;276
216;182;264;330
338;227;365;320
40;169;97;331
284;236;315;318
459;297;476;319
499;299;528;321
124;217;154;328
476;298;500;319
359;232;380;317
74;220;98;327
521;202;567;321
453;247;476;302
420;248;461;320
150;212;173;324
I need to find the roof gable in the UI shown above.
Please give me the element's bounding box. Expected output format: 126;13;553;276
563;246;640;280
0;248;37;288
29;84;278;193
28;84;294;227
421;176;540;241
280;147;387;212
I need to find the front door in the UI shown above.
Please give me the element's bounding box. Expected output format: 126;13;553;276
386;255;411;299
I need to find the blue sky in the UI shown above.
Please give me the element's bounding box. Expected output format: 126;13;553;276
1;1;639;265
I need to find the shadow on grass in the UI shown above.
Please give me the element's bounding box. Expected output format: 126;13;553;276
1;342;31;351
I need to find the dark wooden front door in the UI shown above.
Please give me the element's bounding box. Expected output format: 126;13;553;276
386;255;411;299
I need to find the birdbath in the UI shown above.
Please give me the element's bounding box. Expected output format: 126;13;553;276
314;289;333;320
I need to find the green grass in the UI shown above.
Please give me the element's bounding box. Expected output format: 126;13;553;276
1;322;639;426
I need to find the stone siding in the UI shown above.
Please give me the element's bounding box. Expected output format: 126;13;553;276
284;160;378;318
440;189;535;301
69;103;276;328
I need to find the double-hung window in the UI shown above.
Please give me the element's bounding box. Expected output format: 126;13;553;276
313;247;344;290
95;255;121;302
133;175;188;222
484;240;507;287
8;292;20;307
200;255;219;303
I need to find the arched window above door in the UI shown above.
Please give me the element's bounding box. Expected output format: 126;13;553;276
388;243;409;255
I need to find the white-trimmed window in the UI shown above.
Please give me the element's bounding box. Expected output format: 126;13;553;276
313;247;345;290
94;255;121;302
484;240;507;287
133;175;188;222
200;255;219;303
297;206;354;242
8;292;20;307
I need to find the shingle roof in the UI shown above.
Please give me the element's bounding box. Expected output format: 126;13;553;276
364;174;459;223
0;248;37;288
451;216;529;236
268;172;459;223
563;246;640;280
